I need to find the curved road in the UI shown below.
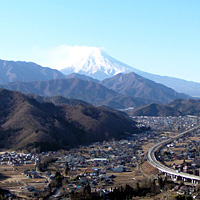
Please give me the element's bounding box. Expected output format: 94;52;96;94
147;125;200;181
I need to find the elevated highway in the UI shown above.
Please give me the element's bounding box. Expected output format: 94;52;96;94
147;126;200;182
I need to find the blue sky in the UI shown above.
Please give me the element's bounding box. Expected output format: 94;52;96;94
0;0;200;82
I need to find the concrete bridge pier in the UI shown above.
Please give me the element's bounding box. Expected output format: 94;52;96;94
170;174;177;181
191;179;197;185
182;177;186;182
173;175;177;181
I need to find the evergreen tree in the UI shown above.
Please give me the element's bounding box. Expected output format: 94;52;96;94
64;162;70;175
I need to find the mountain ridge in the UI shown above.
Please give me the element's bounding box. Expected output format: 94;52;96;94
0;59;66;84
130;99;200;117
60;48;200;97
0;89;141;152
100;72;190;103
1;78;153;109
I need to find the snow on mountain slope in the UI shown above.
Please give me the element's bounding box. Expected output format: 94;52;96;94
60;47;200;97
61;47;134;80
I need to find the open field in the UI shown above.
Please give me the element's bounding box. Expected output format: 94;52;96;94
165;159;191;167
107;169;144;188
0;163;47;195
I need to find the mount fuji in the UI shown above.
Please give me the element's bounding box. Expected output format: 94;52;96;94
61;48;134;80
60;47;200;97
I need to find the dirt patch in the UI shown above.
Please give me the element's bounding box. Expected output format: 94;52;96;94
107;168;144;188
141;161;158;178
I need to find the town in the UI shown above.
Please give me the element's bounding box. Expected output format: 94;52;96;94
0;115;200;199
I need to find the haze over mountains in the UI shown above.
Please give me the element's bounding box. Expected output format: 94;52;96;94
0;52;192;108
100;72;189;103
0;59;65;84
60;48;200;97
1;48;200;97
0;48;200;151
61;48;133;80
1;70;190;109
1;78;153;109
1;48;199;98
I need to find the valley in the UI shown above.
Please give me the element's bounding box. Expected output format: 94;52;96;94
0;115;199;199
1;1;200;199
0;55;200;199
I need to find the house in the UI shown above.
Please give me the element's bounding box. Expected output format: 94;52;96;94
85;168;95;175
112;166;124;173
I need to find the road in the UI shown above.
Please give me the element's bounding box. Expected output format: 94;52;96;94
147;125;200;181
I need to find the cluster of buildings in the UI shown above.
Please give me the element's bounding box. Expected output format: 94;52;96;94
0;152;39;166
0;117;167;197
159;129;200;177
43;131;157;194
56;140;140;191
132;116;199;132
1;115;200;198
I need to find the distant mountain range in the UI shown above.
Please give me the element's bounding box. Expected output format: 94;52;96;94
130;99;200;117
0;89;141;151
133;71;200;98
100;72;189;103
0;59;65;84
1;71;190;108
0;54;197;110
60;47;200;97
1;54;199;152
1;78;153;109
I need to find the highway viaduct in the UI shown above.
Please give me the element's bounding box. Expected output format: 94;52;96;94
147;125;200;184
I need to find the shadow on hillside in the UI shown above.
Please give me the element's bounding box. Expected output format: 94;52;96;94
0;173;10;181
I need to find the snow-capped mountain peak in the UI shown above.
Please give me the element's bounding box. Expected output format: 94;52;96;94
60;47;134;80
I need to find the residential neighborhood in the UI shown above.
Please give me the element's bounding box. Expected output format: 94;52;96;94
1;116;200;199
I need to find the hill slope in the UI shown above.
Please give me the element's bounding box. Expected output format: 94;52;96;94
1;78;152;109
101;72;190;103
133;70;200;97
0;89;141;152
168;99;200;116
130;99;200;117
130;103;181;117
